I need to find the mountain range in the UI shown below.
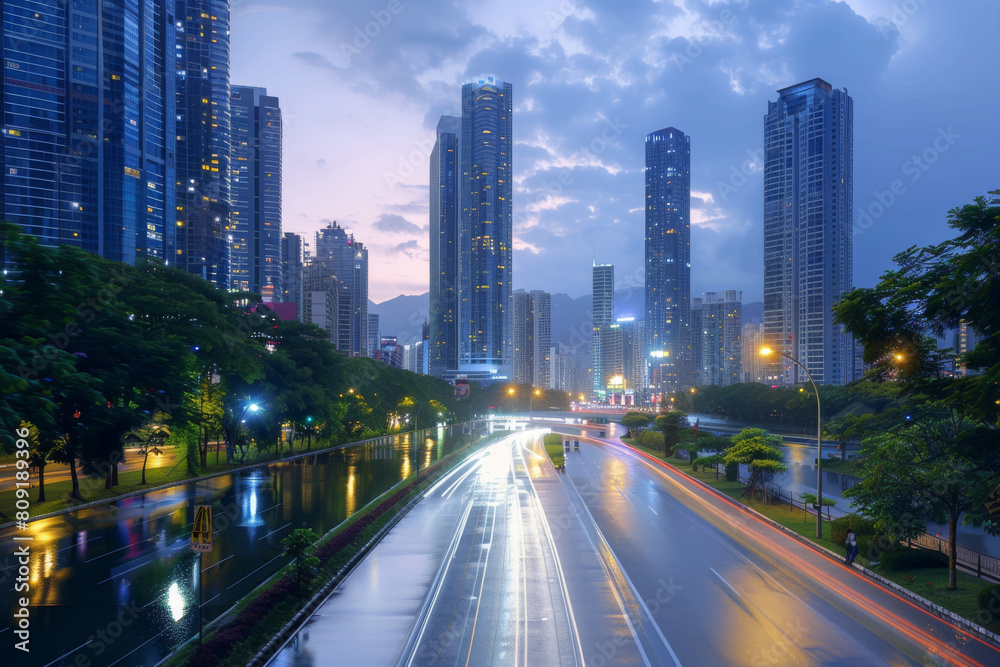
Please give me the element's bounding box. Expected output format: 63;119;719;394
370;292;764;350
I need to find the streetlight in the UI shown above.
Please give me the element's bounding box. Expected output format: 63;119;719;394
529;388;541;422
760;346;823;538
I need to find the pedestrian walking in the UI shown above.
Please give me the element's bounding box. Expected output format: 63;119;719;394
845;526;858;565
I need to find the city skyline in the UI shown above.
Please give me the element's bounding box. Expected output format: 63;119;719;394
230;0;999;303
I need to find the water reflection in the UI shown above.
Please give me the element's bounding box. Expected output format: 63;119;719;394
0;423;487;667
167;582;185;621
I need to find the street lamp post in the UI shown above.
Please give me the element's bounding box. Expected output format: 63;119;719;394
760;347;823;538
529;388;541;423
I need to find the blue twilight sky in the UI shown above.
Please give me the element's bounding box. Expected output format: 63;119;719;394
230;0;999;304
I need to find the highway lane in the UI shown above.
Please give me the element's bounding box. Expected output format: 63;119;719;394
399;435;580;665
272;431;645;667
565;437;1000;667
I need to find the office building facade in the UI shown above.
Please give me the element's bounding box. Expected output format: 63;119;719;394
592;263;615;396
429;115;461;377
698;291;742;386
1;0;176;263
763;78;854;385
230;86;282;297
174;0;232;288
742;322;768;384
280;232;303;318
512;289;551;387
645;127;692;394
459;77;513;379
314;221;368;356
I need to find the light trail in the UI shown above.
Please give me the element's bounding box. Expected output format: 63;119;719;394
608;439;998;667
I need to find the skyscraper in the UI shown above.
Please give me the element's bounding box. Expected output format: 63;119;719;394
314;221;367;356
302;261;341;345
429;115;461;377
174;0;232;289
351;242;369;359
592;263;615;396
281;232;304;318
459;76;513;379
645;127;692;394
512;289;551;387
230;86;282;297
764;78;854;385
1;1;176;263
513;291;531;384
530;290;551;388
367;314;380;359
699;291;742;386
742;322;767;384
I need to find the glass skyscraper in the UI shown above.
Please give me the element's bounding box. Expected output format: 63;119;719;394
230;86;282;298
281;232;303;319
645;127;692;394
763;78;854;385
429;115;461;377
1;0;175;263
174;0;231;289
459;77;513;379
314;221;368;356
592;262;615;397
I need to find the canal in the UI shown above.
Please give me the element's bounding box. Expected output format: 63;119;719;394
0;424;485;667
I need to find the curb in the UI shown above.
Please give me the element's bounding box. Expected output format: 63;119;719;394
609;438;1000;651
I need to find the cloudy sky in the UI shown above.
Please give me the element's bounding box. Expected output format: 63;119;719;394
231;0;999;304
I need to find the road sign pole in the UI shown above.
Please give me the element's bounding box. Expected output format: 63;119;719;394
198;551;203;645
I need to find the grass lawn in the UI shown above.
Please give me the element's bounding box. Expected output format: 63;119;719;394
543;433;564;470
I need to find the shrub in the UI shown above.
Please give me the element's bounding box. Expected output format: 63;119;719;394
878;547;948;571
725;462;738;482
831;514;877;547
977;584;1000;611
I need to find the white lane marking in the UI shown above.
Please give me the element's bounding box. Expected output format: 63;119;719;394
227;553;285;590
95;559;152;585
521;451;587;667
56;534;103;554
256;522;292;542
571;449;681;667
709;567;741;598
106;627;169;667
202;553;235;573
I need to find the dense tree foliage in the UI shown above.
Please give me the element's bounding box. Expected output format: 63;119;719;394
0;223;462;500
833;191;1000;590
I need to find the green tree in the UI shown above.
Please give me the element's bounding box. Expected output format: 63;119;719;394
653;411;688;458
621;411;651;438
281;528;321;590
723;429;787;501
844;413;999;590
124;411;171;485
